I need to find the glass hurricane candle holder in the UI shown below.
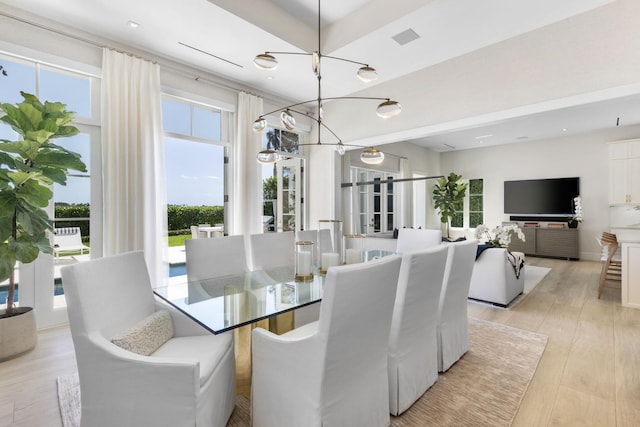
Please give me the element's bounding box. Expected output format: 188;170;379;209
295;241;314;281
318;219;343;274
344;234;366;264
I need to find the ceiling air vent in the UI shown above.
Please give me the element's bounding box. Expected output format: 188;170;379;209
392;29;420;46
443;143;456;150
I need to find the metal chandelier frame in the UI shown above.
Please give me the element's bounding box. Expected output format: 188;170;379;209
252;0;402;165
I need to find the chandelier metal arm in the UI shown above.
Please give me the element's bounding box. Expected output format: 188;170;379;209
320;55;370;68
258;95;393;122
253;0;400;165
262;51;313;57
279;108;344;144
316;120;342;143
262;51;371;68
321;96;391;102
258;99;318;119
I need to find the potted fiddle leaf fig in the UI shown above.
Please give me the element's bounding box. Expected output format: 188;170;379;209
0;92;86;361
432;172;468;239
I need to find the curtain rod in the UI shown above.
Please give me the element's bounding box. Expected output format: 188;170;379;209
0;10;291;107
341;175;444;188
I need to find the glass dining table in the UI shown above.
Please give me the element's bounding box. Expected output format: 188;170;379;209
154;249;394;397
154;267;323;334
153;249;395;335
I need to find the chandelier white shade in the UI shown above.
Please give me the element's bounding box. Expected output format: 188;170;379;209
256;149;280;165
253;53;278;70
252;117;268;132
280;110;296;130
357;66;378;82
360;147;385;165
376;100;403;118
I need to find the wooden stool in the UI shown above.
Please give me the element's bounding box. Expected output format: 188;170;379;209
598;232;622;298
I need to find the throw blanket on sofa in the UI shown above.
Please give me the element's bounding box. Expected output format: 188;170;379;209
476;245;525;279
506;250;525;279
475;244;495;259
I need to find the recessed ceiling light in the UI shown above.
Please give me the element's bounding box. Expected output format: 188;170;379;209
266;75;274;80
562;128;568;132
128;20;140;28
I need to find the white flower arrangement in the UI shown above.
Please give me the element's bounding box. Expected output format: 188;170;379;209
570;196;583;222
475;224;526;248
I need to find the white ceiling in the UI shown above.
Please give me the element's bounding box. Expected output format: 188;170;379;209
2;0;638;152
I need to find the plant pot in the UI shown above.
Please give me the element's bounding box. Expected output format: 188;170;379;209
0;307;37;362
567;220;579;229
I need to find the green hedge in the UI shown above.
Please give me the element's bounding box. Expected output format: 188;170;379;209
167;205;224;233
54;205;91;241
54;204;224;238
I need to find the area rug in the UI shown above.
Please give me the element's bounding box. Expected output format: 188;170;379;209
58;318;546;427
524;265;551;294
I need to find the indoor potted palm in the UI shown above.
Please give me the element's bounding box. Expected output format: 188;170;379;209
432;172;467;239
0;92;86;360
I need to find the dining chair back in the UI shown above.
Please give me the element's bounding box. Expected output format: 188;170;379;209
61;251;236;427
248;231;295;270
388;244;449;415
598;232;622;298
395;228;443;253
185;234;247;281
437;239;478;372
251;255;402;427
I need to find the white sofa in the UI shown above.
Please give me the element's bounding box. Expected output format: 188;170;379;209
468;247;525;307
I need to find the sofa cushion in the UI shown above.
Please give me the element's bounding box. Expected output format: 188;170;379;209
111;310;174;356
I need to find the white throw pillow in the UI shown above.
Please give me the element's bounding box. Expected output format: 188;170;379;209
111;310;174;356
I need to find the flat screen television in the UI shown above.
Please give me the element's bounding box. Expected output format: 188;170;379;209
504;177;580;215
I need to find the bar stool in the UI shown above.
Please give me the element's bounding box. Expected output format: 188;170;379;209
598;232;622;299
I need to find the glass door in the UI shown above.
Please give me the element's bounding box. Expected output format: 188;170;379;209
276;158;303;232
34;125;100;328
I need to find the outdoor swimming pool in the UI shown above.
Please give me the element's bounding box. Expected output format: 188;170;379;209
0;263;187;303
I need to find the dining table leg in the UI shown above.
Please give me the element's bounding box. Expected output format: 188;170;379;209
234;311;295;398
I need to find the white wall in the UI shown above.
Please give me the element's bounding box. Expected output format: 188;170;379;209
439;126;640;260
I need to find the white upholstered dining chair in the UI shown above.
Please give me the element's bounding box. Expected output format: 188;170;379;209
251;255;403;427
61;251;236;427
185;234;248;280
437;239;478;372
248;231;295;281
388;244;449;415
395;228;443;254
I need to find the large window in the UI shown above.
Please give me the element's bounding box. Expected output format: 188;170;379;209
469;179;484;228
0;53;100;326
162;95;227;252
451;178;484;229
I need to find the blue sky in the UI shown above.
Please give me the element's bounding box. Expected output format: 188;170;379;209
1;57;230;206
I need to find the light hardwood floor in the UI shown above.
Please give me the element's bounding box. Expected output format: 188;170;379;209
1;257;639;426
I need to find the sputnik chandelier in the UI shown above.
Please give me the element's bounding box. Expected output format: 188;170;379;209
252;0;402;165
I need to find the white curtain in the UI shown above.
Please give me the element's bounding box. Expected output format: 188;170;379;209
232;92;264;235
101;49;168;286
399;158;413;228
